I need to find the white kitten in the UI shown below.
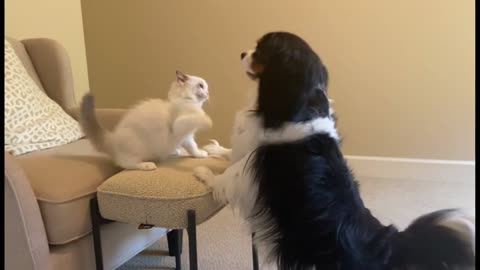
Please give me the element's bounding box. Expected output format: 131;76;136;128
80;71;212;171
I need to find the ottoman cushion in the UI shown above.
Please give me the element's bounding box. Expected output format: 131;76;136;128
97;157;229;229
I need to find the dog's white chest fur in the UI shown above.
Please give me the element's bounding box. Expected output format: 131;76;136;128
230;109;262;163
229;108;339;164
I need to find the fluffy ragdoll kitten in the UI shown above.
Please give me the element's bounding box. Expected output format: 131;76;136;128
80;71;212;171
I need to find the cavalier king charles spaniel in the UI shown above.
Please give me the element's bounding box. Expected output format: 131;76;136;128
194;32;475;270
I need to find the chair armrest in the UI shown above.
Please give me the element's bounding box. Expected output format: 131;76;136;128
21;38;76;110
5;152;51;270
66;107;127;131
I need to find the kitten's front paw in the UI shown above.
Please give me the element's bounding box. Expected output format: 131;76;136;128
193;166;214;184
192;149;208;158
202;139;230;160
138;162;157;171
174;147;189;157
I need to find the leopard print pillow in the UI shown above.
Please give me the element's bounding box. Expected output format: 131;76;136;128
4;39;84;156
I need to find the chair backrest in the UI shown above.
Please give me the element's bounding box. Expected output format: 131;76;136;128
5;36;46;93
5;36;77;110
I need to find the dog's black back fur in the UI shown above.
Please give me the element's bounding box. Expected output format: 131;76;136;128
248;32;475;270
250;134;397;270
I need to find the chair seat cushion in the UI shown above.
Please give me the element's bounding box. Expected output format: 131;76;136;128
16;139;122;244
97;157;229;229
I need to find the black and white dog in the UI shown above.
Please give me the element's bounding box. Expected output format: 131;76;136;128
194;32;475;270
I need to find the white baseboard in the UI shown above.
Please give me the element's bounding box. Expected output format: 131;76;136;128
344;155;475;184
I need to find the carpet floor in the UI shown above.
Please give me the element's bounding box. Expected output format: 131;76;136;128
119;176;475;270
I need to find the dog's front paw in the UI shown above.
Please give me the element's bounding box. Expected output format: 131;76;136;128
194;166;214;184
192;149;208;158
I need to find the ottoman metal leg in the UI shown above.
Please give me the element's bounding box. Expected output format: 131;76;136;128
167;229;183;270
90;198;105;270
187;210;198;270
90;198;114;270
252;233;259;270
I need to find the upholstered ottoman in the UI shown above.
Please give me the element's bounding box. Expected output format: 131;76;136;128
91;157;229;270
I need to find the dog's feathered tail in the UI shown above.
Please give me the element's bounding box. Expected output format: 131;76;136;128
79;94;113;155
389;208;475;269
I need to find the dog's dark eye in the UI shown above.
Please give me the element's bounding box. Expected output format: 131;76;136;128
199;84;204;89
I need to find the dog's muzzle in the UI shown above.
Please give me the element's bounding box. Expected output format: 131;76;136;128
241;50;258;80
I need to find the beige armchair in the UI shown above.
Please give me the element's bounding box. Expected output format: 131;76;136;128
5;37;167;270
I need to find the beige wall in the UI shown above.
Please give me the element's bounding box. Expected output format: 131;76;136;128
6;0;90;103
82;0;475;160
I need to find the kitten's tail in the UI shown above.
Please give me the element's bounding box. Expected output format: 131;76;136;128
79;94;113;154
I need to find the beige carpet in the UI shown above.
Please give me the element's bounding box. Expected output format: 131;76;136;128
119;176;475;270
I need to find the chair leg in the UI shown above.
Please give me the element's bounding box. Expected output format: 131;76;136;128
167;229;183;270
187;210;198;270
252;233;259;270
90;198;104;270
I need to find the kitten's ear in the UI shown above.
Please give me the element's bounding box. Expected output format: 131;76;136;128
176;71;189;83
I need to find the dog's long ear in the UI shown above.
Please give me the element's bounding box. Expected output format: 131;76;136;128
176;71;189;83
257;51;329;128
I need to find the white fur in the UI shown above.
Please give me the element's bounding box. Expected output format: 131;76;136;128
260;117;339;144
105;72;211;170
201;139;232;160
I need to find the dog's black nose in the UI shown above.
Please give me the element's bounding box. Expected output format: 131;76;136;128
240;52;247;60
